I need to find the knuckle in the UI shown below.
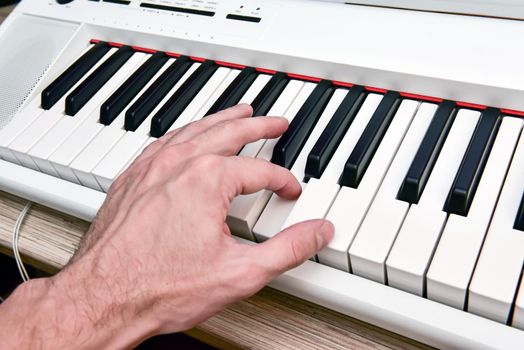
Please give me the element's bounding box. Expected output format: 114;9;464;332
146;145;187;178
163;128;179;140
205;120;230;138
176;154;223;186
192;154;222;172
154;151;176;171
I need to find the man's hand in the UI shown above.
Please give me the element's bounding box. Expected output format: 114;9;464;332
0;104;334;349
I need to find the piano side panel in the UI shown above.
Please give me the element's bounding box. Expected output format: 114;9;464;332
0;14;78;131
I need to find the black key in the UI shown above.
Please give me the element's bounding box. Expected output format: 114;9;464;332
515;191;524;231
65;45;134;116
445;107;501;216
251;72;289;116
305;85;366;180
271;80;335;169
100;52;168;125
397;100;457;204
124;56;192;131
340;91;401;188
41;41;110;110
150;60;218;137
205;67;258;115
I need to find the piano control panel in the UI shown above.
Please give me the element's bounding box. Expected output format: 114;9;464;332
33;0;276;46
48;0;265;22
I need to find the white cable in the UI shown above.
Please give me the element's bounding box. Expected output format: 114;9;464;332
12;201;32;282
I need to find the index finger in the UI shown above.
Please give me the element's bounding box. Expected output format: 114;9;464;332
222;156;301;200
189;116;289;157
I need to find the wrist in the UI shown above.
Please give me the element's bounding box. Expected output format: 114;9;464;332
51;261;162;349
1;265;160;349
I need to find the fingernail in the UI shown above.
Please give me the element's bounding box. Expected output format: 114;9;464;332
316;221;334;249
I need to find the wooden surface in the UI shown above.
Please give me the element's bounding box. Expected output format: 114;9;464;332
0;5;431;349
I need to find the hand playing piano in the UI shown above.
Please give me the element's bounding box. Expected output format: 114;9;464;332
0;104;334;349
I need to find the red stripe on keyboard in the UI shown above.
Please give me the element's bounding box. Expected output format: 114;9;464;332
88;39;524;118
400;92;443;103
190;56;206;62
457;101;487;110
132;46;157;54
215;61;246;69
256;67;277;74
287;73;322;83
365;86;388;93
165;52;181;58
332;80;354;88
108;42;124;48
501;108;524;117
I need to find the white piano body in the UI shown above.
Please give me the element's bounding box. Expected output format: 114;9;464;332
0;0;524;348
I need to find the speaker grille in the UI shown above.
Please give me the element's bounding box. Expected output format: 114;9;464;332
0;15;78;129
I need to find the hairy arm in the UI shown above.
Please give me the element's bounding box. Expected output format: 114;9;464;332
0;104;334;349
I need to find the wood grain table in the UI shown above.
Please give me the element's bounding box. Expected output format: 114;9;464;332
0;5;430;349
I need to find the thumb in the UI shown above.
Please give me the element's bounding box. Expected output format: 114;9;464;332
250;219;334;277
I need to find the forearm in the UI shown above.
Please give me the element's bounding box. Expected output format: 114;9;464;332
0;266;158;350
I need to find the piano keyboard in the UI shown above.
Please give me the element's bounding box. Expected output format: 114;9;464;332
1;38;524;335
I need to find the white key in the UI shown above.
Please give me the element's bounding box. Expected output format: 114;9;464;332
49;122;104;183
4;48;120;168
254;89;351;242
252;183;306;242
238;74;272;104
386;109;480;295
126;62;201;131
107;59;184;133
93;132;147;191
48;58;178;182
69;62;200;190
0;44;97;161
469;119;524;323
427;117;523;309
80;58;177;189
236;74;274;158
0;98;43;162
27;52;149;177
109;70;245;190
192;69;241;120
241;79;305;160
255;82;317;162
227;81;312;239
278;93;382;221
348;102;436;283
92;67;232;192
319;100;421;271
115;137;157;181
260;91;370;241
513;275;524;330
166;67;232;131
128;58;178;136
